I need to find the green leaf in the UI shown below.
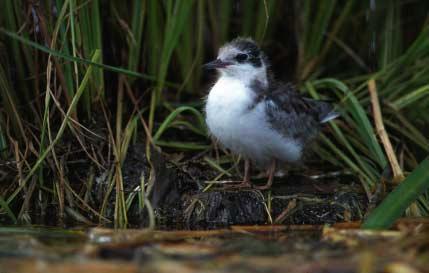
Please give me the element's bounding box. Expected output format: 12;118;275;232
0;28;154;80
153;106;206;141
363;158;429;229
0;196;17;223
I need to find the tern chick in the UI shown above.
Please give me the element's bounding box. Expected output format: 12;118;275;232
204;37;339;189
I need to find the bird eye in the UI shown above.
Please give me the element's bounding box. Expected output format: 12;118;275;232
235;53;248;62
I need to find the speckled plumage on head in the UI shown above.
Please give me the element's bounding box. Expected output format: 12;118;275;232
222;37;267;67
211;37;270;88
203;37;339;189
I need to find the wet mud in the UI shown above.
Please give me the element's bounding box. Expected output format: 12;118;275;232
95;144;367;229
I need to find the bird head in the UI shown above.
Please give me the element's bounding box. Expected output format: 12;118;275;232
204;37;268;84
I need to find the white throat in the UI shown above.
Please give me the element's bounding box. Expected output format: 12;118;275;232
220;64;268;88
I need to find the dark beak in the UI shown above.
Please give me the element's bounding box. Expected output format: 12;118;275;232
203;59;231;69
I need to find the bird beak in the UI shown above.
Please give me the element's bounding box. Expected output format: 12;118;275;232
203;59;231;69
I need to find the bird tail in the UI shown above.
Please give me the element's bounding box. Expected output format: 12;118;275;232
320;110;340;123
304;98;340;123
318;100;340;123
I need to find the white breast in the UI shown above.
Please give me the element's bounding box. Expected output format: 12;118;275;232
205;76;303;166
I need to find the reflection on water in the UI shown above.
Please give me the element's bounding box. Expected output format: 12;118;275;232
0;223;427;273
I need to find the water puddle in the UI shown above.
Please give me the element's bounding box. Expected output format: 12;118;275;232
0;220;427;273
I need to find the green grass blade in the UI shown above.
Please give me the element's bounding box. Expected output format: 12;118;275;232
363;158;429;229
313;78;387;168
391;85;429;110
0;28;153;80
0;63;26;141
153;106;206;141
154;140;209;150
6;50;101;204
127;0;146;72
0;196;17;223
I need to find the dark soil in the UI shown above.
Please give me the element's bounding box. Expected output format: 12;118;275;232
0;138;367;228
93;144;367;229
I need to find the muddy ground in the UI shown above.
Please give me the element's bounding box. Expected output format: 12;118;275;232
0;136;367;229
1;140;426;273
92;144;367;229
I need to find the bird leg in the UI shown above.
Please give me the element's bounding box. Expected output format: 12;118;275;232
235;158;252;188
254;160;276;190
214;159;252;189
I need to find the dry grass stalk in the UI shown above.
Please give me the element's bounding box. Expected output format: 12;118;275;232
368;79;405;184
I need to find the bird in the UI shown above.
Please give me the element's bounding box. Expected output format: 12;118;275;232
203;37;339;189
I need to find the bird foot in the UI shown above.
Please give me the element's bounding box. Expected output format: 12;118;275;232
252;160;275;190
253;183;272;190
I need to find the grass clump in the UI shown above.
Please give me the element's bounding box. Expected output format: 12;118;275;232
0;0;428;228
